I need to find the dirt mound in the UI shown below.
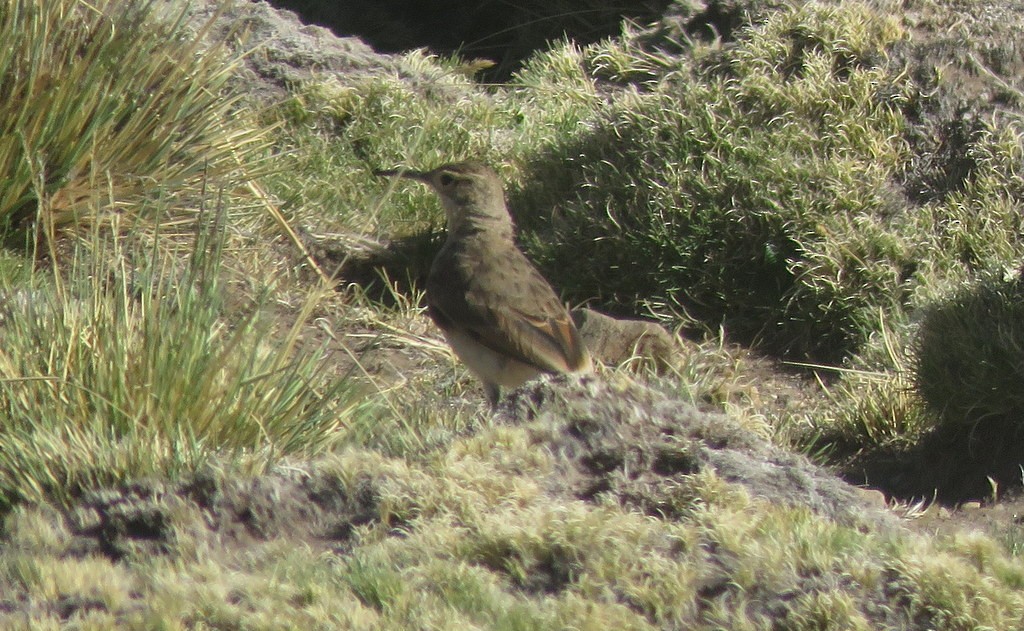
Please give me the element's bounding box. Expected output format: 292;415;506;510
43;375;893;567
502;375;894;530
61;466;381;562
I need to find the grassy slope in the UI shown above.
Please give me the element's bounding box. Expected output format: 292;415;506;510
2;0;1024;628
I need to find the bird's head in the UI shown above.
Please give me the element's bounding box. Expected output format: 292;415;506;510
374;161;511;234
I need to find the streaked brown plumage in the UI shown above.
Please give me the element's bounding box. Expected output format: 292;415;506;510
374;161;592;405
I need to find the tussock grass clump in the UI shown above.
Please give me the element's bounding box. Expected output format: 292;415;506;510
0;0;265;231
515;4;915;360
913;273;1024;430
0;217;368;510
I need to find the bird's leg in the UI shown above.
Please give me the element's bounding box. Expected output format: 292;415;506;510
484;382;501;409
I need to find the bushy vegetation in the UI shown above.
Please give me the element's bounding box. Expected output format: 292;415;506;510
0;0;370;512
914;273;1024;429
511;6;913;360
3;0;1024;627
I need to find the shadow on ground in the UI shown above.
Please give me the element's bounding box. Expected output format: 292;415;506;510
305;230;442;306
845;420;1024;505
845;276;1024;505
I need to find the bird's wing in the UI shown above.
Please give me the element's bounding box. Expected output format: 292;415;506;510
427;246;591;374
491;304;591;373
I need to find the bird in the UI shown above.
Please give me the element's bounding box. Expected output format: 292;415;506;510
373;161;592;406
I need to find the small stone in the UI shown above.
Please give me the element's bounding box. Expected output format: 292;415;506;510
854;487;887;508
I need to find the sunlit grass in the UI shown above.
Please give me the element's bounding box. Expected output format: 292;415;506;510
0;210;373;510
0;0;267;232
0;0;1023;627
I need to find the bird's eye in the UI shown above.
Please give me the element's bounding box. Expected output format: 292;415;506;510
439;173;455;187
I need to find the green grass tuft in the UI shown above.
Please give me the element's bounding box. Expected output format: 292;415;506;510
0;211;371;511
261;53;520;238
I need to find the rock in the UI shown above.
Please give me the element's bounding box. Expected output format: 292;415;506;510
177;0;404;102
854;487;889;509
572;307;686;373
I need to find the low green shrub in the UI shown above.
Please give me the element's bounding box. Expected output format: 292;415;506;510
514;4;915;360
262;54;517;236
913;273;1024;429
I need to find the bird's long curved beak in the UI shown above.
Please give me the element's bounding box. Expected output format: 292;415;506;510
373;167;429;181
